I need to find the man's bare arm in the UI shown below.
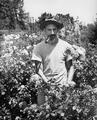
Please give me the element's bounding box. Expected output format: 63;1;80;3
66;59;76;86
67;65;75;83
38;69;48;83
34;60;48;83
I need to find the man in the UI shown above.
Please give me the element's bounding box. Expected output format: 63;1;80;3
31;17;85;105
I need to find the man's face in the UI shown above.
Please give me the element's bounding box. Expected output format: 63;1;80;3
44;24;58;43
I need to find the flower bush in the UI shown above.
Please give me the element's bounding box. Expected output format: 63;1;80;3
0;32;97;120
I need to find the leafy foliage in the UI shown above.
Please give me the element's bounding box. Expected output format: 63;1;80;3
87;21;97;44
0;0;26;30
0;30;97;120
0;12;97;120
80;20;97;45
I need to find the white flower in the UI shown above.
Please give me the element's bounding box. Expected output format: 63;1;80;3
26;45;32;49
18;85;25;91
14;34;20;39
21;49;29;55
60;113;64;116
32;33;38;38
93;88;97;93
72;45;86;61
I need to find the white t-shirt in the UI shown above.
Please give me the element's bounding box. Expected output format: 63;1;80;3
32;38;85;85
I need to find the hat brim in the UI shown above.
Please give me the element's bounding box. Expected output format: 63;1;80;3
39;19;63;30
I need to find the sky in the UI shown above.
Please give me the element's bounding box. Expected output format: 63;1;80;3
23;0;97;24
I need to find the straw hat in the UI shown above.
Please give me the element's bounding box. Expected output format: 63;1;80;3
39;18;63;30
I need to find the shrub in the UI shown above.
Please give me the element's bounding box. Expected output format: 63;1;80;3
0;32;97;120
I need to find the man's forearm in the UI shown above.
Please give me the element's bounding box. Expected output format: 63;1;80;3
32;60;48;83
67;65;75;82
38;69;48;83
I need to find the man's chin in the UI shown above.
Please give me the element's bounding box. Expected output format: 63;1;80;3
49;38;55;41
45;39;54;43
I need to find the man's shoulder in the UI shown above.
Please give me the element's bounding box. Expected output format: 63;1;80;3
37;40;45;45
35;40;45;48
59;38;72;47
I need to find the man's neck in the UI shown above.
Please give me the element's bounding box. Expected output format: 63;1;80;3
45;37;59;45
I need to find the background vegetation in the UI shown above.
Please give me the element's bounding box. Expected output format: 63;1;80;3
0;0;97;120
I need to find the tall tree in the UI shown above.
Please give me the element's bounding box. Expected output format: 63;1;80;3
0;0;26;30
87;20;97;44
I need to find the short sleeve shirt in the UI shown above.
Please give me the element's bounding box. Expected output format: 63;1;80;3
32;38;79;85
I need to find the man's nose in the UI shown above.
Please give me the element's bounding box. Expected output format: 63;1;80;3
51;30;54;34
